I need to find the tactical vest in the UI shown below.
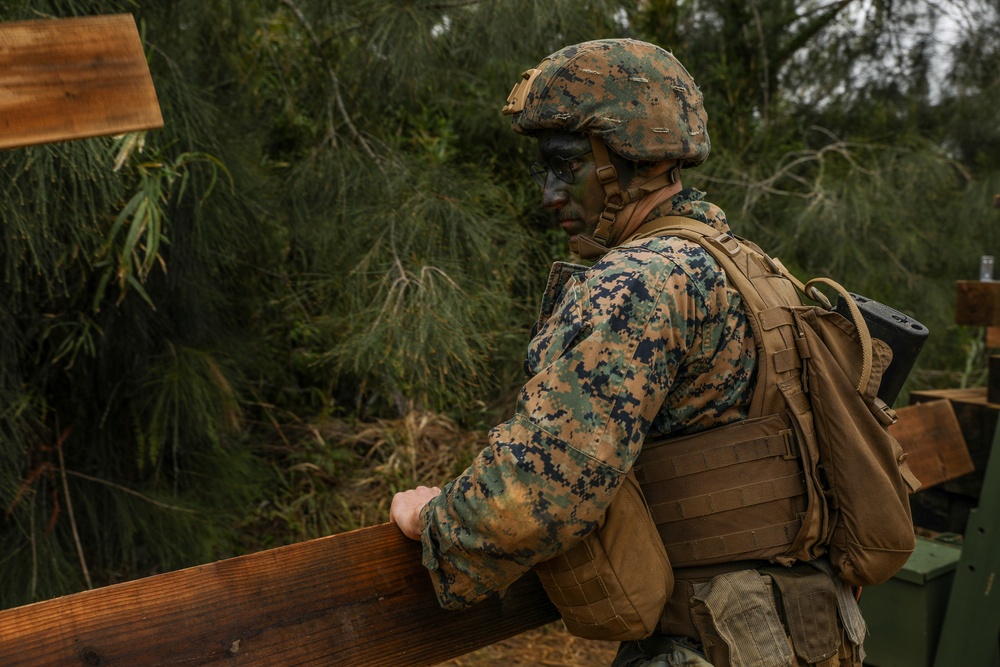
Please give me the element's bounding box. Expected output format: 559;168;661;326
629;217;918;581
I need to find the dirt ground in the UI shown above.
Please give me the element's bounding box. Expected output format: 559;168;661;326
438;622;620;666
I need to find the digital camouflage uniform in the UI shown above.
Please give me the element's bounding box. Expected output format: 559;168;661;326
412;38;867;667
417;187;756;608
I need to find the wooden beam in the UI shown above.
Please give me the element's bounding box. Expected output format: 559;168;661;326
0;523;559;666
0;14;163;150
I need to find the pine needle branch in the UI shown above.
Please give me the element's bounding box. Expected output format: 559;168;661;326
280;0;379;162
56;426;92;590
63;470;198;514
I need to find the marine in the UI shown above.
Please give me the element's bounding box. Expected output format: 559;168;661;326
391;39;876;666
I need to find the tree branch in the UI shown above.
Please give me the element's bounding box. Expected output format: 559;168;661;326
56;427;92;590
773;0;856;71
280;0;378;161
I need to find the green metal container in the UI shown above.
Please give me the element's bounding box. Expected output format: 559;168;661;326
859;536;963;667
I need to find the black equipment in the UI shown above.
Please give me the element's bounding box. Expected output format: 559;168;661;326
835;293;929;408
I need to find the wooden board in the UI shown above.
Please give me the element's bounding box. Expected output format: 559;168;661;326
0;14;163;149
0;523;559;666
890;399;975;490
907;388;999;532
911;386;1000;408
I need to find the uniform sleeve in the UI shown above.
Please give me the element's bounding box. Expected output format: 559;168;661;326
418;246;725;609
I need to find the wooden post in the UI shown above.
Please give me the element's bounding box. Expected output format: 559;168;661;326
955;281;1000;327
0;14;162;149
0;523;559;666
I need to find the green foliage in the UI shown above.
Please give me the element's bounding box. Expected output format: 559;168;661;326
284;151;541;413
0;0;279;607
638;0;1000;391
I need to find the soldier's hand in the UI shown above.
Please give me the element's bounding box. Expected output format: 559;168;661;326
389;485;441;540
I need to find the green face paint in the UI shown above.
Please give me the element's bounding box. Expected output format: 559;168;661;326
535;130;608;250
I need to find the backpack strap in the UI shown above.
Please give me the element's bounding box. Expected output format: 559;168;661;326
627;216;875;399
628;216;803;419
803;277;874;398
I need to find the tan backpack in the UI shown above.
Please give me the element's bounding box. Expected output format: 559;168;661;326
534;216;920;641
632;217;920;586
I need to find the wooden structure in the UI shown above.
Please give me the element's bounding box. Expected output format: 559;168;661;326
0;13;163;150
955;280;1000;402
0;523;559;666
924;389;1000;667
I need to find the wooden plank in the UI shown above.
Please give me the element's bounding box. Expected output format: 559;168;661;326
890;399;975;490
910;389;999;490
911;387;999;408
908;388;999;532
0;523;559;666
0;14;163;149
955;281;1000;327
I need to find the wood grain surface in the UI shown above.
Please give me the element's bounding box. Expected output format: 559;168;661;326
0;14;163;149
890;399;974;490
0;523;559;666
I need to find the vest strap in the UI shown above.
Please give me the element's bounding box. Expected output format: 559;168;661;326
662;518;803;565
649;473;806;523
636;431;792;485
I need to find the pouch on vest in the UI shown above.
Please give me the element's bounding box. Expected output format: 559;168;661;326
686;564;862;667
765;564;840;664
534;471;673;641
689;569;795;667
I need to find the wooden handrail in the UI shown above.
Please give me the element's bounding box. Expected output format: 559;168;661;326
0;523;559;666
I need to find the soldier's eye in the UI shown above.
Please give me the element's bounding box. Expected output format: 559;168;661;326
529;149;593;187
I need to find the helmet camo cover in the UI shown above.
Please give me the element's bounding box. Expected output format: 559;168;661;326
503;39;710;168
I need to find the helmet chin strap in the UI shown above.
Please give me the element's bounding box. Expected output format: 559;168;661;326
573;135;680;260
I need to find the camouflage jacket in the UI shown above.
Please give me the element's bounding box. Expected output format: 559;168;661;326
418;189;757;609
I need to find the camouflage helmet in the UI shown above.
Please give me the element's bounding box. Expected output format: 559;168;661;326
502;39;710;168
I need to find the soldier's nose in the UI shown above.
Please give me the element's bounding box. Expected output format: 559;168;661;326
541;177;569;209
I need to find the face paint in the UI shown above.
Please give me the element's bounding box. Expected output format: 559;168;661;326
534;130;608;250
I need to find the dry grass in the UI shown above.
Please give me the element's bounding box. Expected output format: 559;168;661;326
327;409;488;528
438;622;620;666
249;410;488;539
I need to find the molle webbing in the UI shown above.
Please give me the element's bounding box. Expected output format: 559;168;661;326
631;217;828;568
